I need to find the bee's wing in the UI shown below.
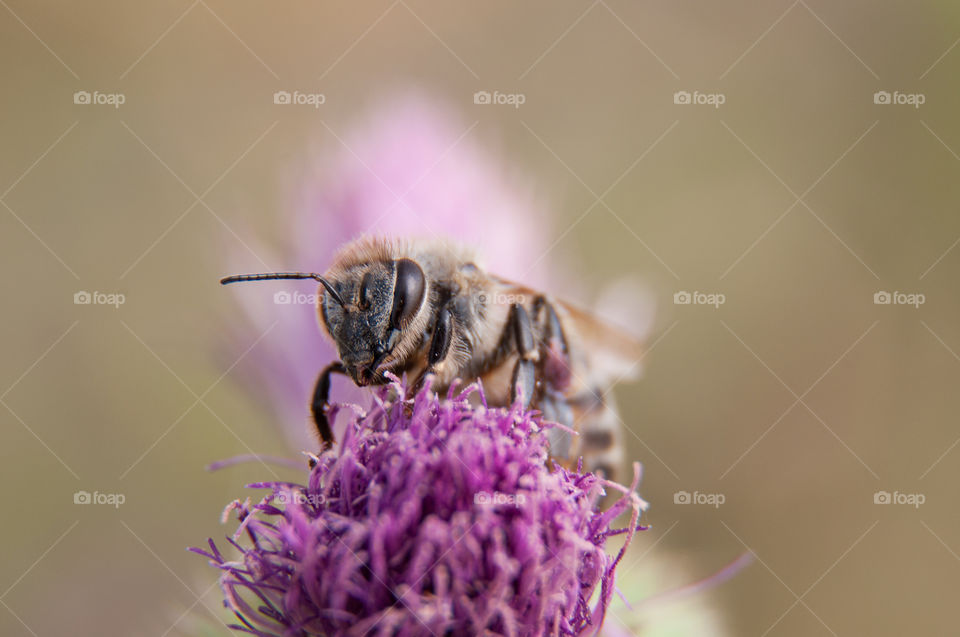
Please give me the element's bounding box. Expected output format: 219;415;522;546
486;276;645;395
553;299;646;390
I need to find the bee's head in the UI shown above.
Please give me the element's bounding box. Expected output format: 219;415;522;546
319;258;426;385
219;259;427;387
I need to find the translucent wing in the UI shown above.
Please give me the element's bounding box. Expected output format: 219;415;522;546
552;299;646;392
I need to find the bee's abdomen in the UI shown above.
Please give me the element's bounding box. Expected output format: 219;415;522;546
543;388;624;481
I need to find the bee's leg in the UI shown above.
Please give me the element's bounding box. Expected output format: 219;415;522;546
532;296;620;479
310;361;346;449
509;303;539;409
532;296;576;460
532;296;571;391
532;296;567;351
411;304;452;393
428;305;453;368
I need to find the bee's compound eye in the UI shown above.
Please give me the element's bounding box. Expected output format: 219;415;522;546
390;259;425;329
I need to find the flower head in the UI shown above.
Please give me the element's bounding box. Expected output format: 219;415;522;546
194;378;645;637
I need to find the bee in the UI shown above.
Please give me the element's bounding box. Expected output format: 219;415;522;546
221;237;644;477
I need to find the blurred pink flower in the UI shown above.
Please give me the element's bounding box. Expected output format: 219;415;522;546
293;94;552;283
224;92;553;450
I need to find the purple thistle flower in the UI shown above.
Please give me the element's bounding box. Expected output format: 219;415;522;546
194;377;646;637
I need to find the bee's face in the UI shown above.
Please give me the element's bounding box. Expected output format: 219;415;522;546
320;259;426;386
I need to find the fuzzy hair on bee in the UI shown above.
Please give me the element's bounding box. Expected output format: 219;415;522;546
221;236;645;478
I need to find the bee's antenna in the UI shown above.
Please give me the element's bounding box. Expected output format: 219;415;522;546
220;272;345;307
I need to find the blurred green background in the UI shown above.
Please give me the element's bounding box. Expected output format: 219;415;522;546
3;1;960;635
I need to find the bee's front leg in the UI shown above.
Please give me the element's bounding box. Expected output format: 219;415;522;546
411;303;453;394
310;361;346;449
